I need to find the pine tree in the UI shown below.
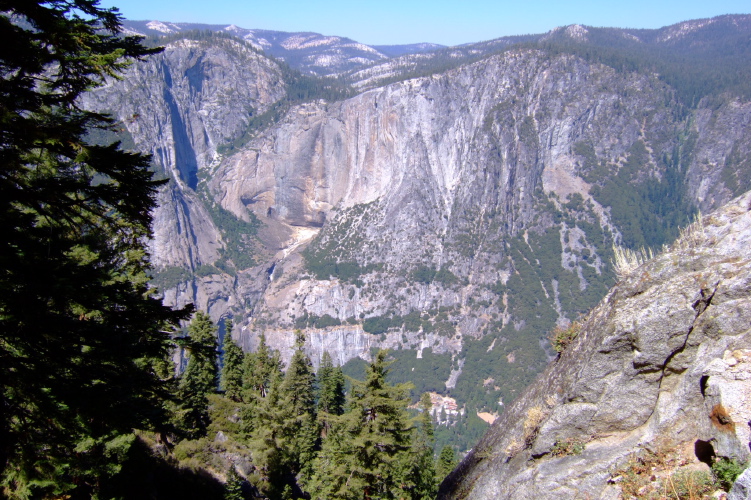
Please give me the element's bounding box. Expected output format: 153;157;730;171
281;332;316;417
224;464;246;500
239;333;283;438
0;2;190;497
245;373;289;499
241;333;282;403
221;319;244;401
308;350;416;499
316;351;346;423
247;332;318;499
178;311;219;437
435;445;458;485
406;393;438;499
279;332;318;483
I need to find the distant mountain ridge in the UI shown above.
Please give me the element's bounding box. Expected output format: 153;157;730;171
122;14;751;85
121;20;445;75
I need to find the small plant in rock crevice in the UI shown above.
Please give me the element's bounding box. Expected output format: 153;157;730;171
711;457;747;491
614;447;736;499
550;438;585;457
549;321;582;354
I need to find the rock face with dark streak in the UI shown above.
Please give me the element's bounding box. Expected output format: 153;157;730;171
82;36;286;271
439;191;751;499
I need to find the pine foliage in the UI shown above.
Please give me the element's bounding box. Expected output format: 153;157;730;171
224;465;246;500
178;311;219;437
221;319;245;401
317;351;346;419
308;351;434;499
241;333;282;403
0;1;192;497
435;445;458;486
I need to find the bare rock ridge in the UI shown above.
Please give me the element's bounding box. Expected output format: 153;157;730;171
439;191;751;499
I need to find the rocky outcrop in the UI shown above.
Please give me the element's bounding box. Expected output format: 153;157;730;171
439;191;751;499
730;468;751;500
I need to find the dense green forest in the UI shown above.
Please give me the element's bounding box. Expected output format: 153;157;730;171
152;317;448;499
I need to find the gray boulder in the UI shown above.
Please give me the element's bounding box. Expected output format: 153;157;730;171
730;468;751;500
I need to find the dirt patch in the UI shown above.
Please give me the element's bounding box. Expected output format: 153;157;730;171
477;412;498;425
710;404;735;432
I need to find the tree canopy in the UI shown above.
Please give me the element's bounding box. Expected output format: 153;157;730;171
177;311;220;437
0;1;190;497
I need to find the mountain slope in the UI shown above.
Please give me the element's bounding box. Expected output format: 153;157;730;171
204;44;751;412
439;190;751;499
82;15;751;452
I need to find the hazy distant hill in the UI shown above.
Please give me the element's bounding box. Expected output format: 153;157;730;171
122;20;445;75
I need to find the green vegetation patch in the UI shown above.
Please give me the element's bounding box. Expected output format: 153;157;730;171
410;265;459;285
294;312;342;330
342;349;452;402
150;266;192;291
589;140;695;249
303;202;382;282
205;202;261;272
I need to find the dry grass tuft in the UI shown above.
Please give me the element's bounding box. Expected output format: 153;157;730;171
613;212;707;280
672;212;705;251
612;245;654;280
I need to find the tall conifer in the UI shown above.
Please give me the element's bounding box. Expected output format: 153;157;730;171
248;332;318;498
241;333;282;402
240;333;283;437
0;1;190;496
178;311;219;437
435;445;458;485
221;319;244;401
408;393;438;499
316;351;346;419
308;350;416;499
279;332;318;483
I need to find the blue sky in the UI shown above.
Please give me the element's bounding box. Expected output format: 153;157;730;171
101;0;751;46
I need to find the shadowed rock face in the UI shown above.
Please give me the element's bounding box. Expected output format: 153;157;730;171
82;37;286;272
439;191;751;499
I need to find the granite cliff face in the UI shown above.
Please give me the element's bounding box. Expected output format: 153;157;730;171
438;191;751;499
208;46;751;387
83;19;751;416
83;35;286;270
